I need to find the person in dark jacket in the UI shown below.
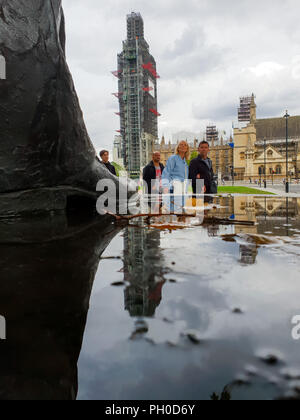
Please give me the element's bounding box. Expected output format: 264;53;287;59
143;152;164;212
189;141;215;195
143;152;165;195
99;150;116;176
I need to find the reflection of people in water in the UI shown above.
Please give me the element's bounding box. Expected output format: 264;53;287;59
123;227;166;317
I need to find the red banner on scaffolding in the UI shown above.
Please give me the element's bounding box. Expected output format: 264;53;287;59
149;108;161;117
142;62;160;79
111;70;122;78
112;92;123;98
143;87;154;92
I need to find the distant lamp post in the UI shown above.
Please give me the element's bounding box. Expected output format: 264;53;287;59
229;141;235;186
264;137;267;189
259;166;262;187
284;111;290;193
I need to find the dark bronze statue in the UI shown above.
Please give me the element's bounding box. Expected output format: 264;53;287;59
0;0;127;217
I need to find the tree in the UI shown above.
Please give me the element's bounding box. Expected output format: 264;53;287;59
112;162;125;177
187;151;198;165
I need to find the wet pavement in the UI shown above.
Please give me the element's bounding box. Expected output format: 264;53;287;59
0;196;300;400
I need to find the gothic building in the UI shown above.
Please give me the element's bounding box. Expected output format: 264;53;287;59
234;95;300;181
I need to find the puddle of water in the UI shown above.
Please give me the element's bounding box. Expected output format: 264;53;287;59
76;196;300;400
0;196;300;400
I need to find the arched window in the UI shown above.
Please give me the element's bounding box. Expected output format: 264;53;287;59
276;166;282;175
259;166;265;175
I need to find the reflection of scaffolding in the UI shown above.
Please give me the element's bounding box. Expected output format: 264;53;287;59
207;225;220;237
206;125;218;145
239;245;258;265
238;96;252;123
123;227;165;317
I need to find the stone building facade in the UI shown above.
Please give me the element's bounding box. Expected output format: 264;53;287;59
153;137;233;179
234;95;300;181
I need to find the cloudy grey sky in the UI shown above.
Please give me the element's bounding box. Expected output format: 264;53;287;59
63;0;300;152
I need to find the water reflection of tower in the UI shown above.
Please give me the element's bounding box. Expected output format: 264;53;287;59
123;226;165;317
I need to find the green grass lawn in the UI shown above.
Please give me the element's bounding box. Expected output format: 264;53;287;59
218;186;276;195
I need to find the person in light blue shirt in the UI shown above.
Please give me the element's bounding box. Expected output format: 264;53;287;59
162;141;190;213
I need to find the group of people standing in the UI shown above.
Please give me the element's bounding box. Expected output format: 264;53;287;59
143;140;216;212
97;141;216;212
